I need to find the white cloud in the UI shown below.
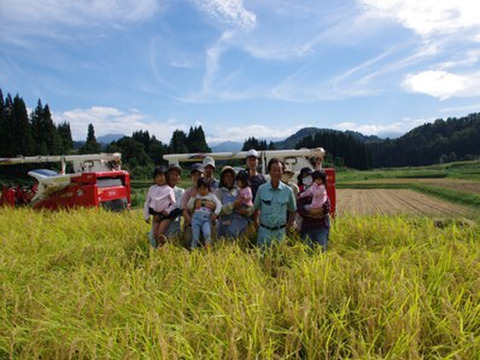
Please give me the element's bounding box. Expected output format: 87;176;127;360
401;70;480;99
207;124;305;144
359;0;480;38
334;117;435;136
192;0;256;30
53;106;187;142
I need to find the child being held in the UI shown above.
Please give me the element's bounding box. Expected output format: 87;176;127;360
299;170;327;211
144;166;176;248
187;178;222;250
235;170;253;207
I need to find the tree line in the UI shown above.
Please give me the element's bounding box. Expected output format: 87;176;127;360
2;88;479;174
0;90;73;157
366;113;480;167
295;130;372;170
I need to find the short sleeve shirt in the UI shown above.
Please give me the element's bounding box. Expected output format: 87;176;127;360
254;181;296;228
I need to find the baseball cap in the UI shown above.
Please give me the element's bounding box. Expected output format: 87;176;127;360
202;156;215;169
246;149;259;158
190;163;205;174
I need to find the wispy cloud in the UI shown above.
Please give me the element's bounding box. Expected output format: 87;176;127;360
192;0;256;30
53;106;187;142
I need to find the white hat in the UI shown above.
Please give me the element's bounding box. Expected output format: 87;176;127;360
246;149;259;158
202;156;215;169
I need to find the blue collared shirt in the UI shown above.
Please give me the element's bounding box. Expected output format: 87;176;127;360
254;180;296;228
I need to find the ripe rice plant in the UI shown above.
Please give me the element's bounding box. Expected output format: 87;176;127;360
1;208;479;359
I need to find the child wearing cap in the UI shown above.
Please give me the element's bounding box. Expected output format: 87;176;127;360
187;178;222;250
144;166;176;248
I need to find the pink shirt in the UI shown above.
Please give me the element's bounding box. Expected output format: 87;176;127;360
238;186;253;206
300;183;327;209
143;184;176;220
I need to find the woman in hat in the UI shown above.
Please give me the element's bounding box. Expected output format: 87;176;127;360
215;166;253;239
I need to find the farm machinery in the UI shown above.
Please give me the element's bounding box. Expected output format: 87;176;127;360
164;148;336;215
0;153;131;211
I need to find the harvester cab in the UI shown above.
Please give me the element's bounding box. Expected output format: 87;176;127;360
0;153;130;211
163;148;336;216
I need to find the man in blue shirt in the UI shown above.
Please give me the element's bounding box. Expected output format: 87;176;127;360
254;158;297;247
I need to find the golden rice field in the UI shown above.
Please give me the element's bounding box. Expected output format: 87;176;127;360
1;207;480;359
336;189;471;217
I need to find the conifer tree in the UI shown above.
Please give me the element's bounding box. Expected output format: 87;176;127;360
80;123;101;154
11;95;34;156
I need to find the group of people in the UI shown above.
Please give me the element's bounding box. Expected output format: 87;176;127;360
143;149;331;251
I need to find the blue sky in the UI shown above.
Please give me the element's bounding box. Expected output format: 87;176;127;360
1;0;480;144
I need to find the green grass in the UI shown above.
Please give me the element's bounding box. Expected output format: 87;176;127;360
336;160;480;183
1;208;479;358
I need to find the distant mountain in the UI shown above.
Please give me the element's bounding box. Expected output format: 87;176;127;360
274;127;327;149
97;134;125;144
211;141;243;152
344;130;383;143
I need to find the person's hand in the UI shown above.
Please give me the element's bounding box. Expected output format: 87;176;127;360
205;200;216;210
235;207;248;216
233;198;243;208
211;214;218;222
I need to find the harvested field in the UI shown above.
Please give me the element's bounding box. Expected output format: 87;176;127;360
337;189;471;216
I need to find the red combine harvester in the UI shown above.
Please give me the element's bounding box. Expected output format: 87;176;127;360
0;153;131;211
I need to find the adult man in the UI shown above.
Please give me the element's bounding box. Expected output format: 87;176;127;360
245;149;266;201
254;158;296;248
202;156;219;190
181;163;205;246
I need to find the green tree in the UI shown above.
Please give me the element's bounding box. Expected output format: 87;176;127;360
169;130;189;153
80;124;101;154
11;95;34;156
186;126;211;153
57;122;73;153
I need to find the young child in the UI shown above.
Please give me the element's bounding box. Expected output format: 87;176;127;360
144;166;176;248
235;170;253;207
298;170;327;211
187;178;222;250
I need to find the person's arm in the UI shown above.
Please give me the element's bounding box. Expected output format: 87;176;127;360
143;187;152;221
211;194;222;216
165;189;177;215
187;196;196;211
286;188;297;230
253;189;261;229
307;198;330;218
181;190;192;225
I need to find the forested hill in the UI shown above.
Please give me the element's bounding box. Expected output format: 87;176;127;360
367;113;480;167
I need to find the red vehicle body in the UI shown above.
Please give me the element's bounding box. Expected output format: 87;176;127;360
0;154;131;211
